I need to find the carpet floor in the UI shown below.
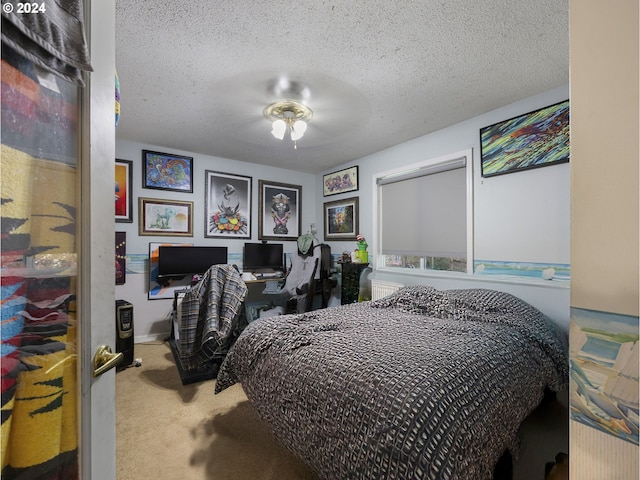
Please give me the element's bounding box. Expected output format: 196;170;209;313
116;342;568;480
116;342;316;480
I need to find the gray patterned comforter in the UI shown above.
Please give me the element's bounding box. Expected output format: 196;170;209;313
215;286;568;479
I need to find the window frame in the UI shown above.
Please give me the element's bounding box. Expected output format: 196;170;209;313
372;148;474;275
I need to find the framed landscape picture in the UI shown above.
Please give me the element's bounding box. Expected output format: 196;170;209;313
480;100;569;177
142;149;194;192
258;180;301;241
324;196;359;241
139;198;193;237
205;170;252;238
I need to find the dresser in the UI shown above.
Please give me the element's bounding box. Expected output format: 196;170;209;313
340;262;370;305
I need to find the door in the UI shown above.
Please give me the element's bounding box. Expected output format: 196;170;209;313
81;1;118;478
0;1;117;478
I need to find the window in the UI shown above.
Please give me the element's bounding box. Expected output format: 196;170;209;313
374;149;473;274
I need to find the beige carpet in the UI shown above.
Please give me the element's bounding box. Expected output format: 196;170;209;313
116;342;317;480
117;342;568;480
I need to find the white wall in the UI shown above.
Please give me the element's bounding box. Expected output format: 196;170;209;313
318;85;571;327
115;139;316;341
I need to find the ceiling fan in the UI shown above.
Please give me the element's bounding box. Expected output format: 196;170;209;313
208;70;370;151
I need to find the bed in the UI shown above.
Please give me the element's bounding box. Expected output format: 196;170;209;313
214;285;568;479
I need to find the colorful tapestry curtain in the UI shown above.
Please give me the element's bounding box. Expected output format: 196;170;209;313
1;44;80;480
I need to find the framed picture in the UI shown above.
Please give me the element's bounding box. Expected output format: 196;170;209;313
139;197;193;236
258;180;302;241
324;196;359;241
323;165;359;196
480;99;570;177
115;159;133;222
205;170;252;238
115;231;126;285
142;149;193;192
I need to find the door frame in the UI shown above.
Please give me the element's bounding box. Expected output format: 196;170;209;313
80;0;117;478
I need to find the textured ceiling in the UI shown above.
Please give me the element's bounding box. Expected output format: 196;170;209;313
115;0;568;173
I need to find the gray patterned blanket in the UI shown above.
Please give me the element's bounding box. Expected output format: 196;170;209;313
215;286;568;479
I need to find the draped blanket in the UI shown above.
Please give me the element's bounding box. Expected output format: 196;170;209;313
178;265;247;370
215;286;568;480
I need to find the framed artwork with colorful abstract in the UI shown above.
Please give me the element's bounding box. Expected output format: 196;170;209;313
205;170;251;239
142;149;193;192
323;165;359;196
480;100;569;177
115;159;133;222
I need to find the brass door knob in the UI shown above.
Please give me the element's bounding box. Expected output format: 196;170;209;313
93;345;123;377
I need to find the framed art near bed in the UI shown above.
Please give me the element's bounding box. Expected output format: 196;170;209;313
324;196;359;241
323;165;359;196
139;198;193;237
480;99;570;177
258;180;302;241
142;149;194;192
115;159;133;222
205;170;251;238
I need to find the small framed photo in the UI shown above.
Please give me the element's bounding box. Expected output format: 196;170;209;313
139;198;193;237
115;159;133;222
205;170;252;239
142;149;193;192
324;196;359;241
323;165;359;196
480;100;570;177
258;180;302;241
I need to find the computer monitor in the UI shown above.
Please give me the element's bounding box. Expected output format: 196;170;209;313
157;246;228;277
242;243;283;272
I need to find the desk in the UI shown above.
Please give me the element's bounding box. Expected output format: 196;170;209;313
244;275;335;318
243;278;286;321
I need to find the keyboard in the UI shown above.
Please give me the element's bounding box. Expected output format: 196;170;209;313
256;271;284;279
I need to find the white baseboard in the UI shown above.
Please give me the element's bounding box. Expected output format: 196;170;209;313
134;333;169;344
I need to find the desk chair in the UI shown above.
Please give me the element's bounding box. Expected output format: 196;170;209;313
262;240;332;314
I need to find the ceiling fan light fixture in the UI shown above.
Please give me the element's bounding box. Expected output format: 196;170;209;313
293;119;307;133
271;119;287;139
264;100;313;146
290;120;307;141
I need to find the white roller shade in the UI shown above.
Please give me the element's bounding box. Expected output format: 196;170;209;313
379;159;466;258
